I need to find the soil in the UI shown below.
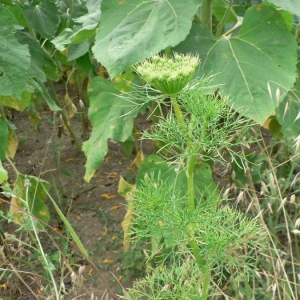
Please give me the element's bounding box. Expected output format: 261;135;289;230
0;104;154;300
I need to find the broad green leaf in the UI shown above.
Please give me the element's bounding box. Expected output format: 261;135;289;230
10;174;50;229
83;77;139;182
76;52;94;74
264;0;300;16
136;155;180;187
0;6;31;98
52;27;97;51
32;78;61;111
276;78;300;139
0;0;15;5
67;40;90;61
0;161;8;184
0;117;8;160
136;155;217;200
15;31;46;82
8;2;27;27
194;162;218;200
23;0;59;39
43;48;59;81
176;4;297;124
93;0;200;77
52;0;101;51
119;135;135;157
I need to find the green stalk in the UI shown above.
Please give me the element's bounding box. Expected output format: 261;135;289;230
171;96;206;285
215;0;233;37
201;265;212;299
25;183;60;299
171;96;198;212
171;96;188;137
47;80;82;151
187;155;197;212
76;66;88;141
201;0;213;32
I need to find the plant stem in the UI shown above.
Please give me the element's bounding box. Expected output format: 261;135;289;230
5;157;19;175
76;66;88;141
47;80;82;151
201;265;212;299
201;0;213;32
171;96;188;137
25;184;60;299
171;96;205;289
187;154;196;212
215;0;233;37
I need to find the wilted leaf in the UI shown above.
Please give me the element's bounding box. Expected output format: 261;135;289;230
0;91;32;111
0;161;8;184
64;92;77;118
118;176;135;251
10;175;50;229
0;118;8;160
83;77;139;182
5;126;18;159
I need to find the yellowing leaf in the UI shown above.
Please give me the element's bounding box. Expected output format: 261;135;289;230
122;203;134;251
101;193;117;200
0;283;8;291
64;92;77;119
111;205;121;211
10;175;50;229
108;171;118;179
102;259;114;264
65;157;75;162
118;176;135;198
5;127;18;159
132;150;144;168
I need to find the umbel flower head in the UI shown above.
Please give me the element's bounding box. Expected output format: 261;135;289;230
134;53;200;95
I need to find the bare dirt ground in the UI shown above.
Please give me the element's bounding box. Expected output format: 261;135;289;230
0;106;153;300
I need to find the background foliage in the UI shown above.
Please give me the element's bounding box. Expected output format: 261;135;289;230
0;0;299;181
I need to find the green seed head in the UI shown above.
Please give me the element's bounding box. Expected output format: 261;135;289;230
135;53;200;95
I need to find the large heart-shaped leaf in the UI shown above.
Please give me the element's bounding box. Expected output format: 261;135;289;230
23;0;59;39
265;0;300;16
176;4;297;124
83;77;139;182
93;0;200;78
0;6;30;98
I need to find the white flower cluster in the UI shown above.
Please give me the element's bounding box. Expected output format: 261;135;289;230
135;53;200;95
